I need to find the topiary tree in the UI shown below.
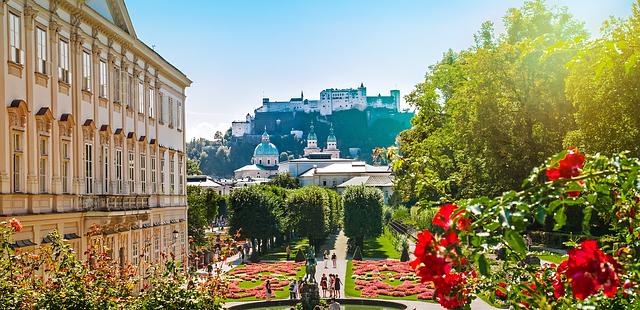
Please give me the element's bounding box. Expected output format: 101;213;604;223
287;186;330;250
352;246;363;261
229;186;279;253
343;185;384;250
400;246;410;262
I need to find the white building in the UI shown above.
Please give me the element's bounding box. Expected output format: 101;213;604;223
186;175;222;195
0;0;190;270
298;161;392;189
233;130;280;179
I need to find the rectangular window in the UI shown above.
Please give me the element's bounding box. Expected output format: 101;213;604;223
154;234;160;260
128;75;134;108
36;27;47;74
12;133;22;193
177;101;182;130
140;154;146;193
138;81;145;114
168;98;174;127
128;151;135;193
160;156;165;194
178;156;184;195
115;149;123;194
39;137;48;193
9;13;22;64
82;51;91;91
148;88;155;118
85;143;93;194
114;67;121;102
122;73;129;106
99;60;107;98
151;156;157;194
59;40;70;83
62;142;70;194
132;240;139;266
169;155;175;194
103;146;109;193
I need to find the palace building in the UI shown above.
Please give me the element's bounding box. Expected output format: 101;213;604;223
0;0;191;272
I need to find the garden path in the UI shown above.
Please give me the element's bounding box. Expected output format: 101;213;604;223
316;229;348;298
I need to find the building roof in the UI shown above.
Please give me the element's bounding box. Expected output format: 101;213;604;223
254;142;279;156
327;124;337;143
234;164;280;173
307;122;317;141
337;175;394;188
299;162;390;177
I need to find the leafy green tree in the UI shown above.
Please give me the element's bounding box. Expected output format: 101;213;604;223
187;159;202;175
343;185;384;250
228;186;279;253
267;173;299;189
187;186;220;245
565;3;640;156
396;0;586;202
287;186;330;249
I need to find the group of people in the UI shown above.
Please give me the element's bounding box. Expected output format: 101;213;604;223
287;277;308;300
319;274;341;298
322;250;337;268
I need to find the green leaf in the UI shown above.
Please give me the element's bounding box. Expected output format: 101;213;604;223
535;206;546;225
476;254;490;277
505;230;527;256
553;207;567;231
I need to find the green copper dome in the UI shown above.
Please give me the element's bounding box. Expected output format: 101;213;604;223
327;124;336;142
308;122;317;141
254;142;279;156
254;130;279;156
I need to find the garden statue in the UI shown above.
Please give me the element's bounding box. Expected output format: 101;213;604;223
304;245;317;283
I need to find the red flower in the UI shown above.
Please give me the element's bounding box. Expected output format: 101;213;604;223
434;272;470;309
562;240;621;300
433;204;465;231
9;218;22;232
546;148;585;181
495;282;507;299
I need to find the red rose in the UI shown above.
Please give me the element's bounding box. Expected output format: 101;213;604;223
8;218;22;232
546;148;585;181
563;240;621;300
433;204;465;231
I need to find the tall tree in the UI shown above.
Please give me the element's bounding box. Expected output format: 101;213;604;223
343;185;383;251
287;186;330;249
228;186;279;253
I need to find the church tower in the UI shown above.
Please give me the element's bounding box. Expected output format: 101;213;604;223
303;121;321;157
323;123;340;159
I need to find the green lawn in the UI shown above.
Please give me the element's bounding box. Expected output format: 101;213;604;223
534;251;567;264
260;238;309;261
363;231;400;259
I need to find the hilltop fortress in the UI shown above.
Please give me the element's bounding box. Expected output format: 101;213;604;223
232;84;400;137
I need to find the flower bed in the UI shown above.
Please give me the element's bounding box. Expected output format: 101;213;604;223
226;262;304;299
348;259;435;300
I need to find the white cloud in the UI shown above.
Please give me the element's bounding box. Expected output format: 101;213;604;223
186;121;231;141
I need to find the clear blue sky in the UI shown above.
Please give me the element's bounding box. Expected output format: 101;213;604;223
125;0;634;140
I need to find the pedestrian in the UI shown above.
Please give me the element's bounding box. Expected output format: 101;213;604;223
265;279;272;299
329;274;335;298
331;252;337;268
289;280;296;300
320;274;328;298
293;278;300;299
323;249;329;268
286;244;292;261
334;275;342;298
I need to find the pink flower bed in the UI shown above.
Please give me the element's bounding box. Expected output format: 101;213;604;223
351;260;434;300
226;262;303;299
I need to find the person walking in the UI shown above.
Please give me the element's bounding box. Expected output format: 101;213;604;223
265;280;272;300
329;274;335;298
286;244;291;261
323;249;329;268
329;299;341;310
331;252;337;268
289;280;296;300
320;274;328;298
293;278;300;299
334;275;342;298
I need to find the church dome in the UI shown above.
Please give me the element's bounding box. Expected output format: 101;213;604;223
254;130;279;156
307;122;317;141
327;124;336;142
254;142;279;156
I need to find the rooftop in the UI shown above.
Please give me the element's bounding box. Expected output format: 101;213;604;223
337;175;394;188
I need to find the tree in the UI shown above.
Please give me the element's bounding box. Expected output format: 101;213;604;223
395;0;586;202
228;186;279;253
187;186;220;245
287;186;330;249
343;185;383;250
267;173;299;189
187;159;202;175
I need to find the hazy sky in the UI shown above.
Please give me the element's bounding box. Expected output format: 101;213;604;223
125;0;634;140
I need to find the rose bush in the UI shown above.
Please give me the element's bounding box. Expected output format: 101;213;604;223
389;148;640;309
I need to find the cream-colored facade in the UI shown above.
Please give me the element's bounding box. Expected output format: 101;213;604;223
0;0;191;271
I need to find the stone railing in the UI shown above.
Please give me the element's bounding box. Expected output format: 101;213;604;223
80;195;151;212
